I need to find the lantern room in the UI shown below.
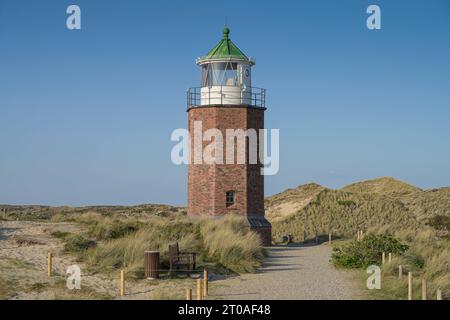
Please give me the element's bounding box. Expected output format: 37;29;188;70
187;27;265;108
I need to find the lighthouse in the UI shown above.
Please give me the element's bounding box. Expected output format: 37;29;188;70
187;27;272;246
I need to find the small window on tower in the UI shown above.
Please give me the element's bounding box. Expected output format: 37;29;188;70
226;191;235;207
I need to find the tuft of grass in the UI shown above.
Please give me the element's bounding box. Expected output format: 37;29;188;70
0;276;18;299
63;235;96;254
199;215;266;273
152;290;184;300
29;282;50;293
51;231;71;239
3;258;37;270
73;212;142;240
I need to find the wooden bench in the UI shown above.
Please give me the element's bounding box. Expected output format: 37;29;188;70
168;242;196;272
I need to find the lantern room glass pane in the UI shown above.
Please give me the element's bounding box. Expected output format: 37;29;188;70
202;62;238;87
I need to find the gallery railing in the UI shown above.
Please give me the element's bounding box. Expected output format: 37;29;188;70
187;86;266;109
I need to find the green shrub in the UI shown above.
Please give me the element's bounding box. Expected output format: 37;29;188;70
332;234;408;268
50;231;70;239
64;235;96;253
337;200;356;207
427;215;450;232
87;220;142;240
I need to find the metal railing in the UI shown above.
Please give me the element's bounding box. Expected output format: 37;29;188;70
187;86;266;109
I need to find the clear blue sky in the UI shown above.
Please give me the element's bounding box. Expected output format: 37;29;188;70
1;0;449;206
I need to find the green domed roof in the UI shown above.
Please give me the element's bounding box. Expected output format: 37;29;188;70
198;27;252;63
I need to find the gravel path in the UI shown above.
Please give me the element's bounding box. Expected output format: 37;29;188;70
211;244;361;300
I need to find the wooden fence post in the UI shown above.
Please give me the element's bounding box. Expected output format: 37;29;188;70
196;279;202;300
186;288;192;300
436;289;442;300
120;270;125;297
422;279;427;300
398;265;403;279
328;232;332;245
360;230;364;240
357;231;360;241
388;252;392;263
203;269;208;297
382;252;385;265
47;252;52;277
408;272;413;300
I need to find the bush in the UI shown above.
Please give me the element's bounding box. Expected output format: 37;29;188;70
68;212;142;240
50;231;70;239
87;220;142;240
332;234;408;268
63;235;97;253
427;215;450;232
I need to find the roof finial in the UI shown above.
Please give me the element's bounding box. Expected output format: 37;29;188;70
223;25;230;39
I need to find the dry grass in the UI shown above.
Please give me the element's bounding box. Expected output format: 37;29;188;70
0;276;18;299
0;204;185;222
199;215;266;273
272;189;421;242
341;177;421;195
82;215;264;278
371;226;450;299
269;177;449;300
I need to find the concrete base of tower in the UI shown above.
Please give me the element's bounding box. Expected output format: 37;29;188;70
244;215;272;246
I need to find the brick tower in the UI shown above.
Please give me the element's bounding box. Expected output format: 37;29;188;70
187;27;271;246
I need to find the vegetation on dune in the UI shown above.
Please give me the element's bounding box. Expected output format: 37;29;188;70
84;217;198;277
0;203;186;222
269;177;449;242
268;177;449;300
63;234;97;254
71;212;143;240
271;189;421;242
199;216;265;273
332;234;409;268
401;187;450;222
81;214;264;277
0;277;18;299
2;176;449;300
332;229;449;300
359;227;450;300
265;183;325;221
427;215;450;235
340;177;421;195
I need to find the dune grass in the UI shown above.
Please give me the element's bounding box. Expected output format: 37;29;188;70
198;216;266;273
77;215;265;278
332;227;449;300
272;188;422;242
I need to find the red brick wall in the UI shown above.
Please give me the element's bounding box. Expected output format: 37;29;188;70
187;105;265;217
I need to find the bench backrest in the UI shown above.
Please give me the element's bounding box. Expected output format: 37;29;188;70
168;242;179;259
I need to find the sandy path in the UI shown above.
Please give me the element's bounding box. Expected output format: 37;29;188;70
211;244;360;300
